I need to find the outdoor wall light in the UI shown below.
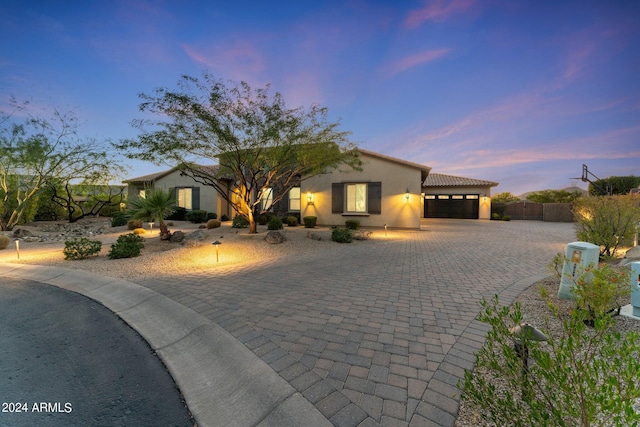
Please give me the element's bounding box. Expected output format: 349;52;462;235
212;240;222;263
405;188;410;201
307;191;314;205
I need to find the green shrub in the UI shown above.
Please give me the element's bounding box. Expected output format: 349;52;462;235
332;227;352;243
207;212;218;220
573;194;640;257
186;209;208;223
167;206;187;221
232;215;249;228
502;215;511;221
461;295;640;426
267;216;283;230
303;216;317;228
345;219;360;230
207;219;221;229
221;214;230;221
127;219;143;230
108;233;145;259
111;212;128;227
286;216;298;227
257;214;268;225
63;238;102;260
0;235;11;250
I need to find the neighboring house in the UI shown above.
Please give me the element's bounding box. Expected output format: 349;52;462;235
123;149;499;228
422;173;499;220
124;165;233;219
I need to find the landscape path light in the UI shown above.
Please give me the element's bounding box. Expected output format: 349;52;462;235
147;222;154;232
509;323;547;400
15;239;20;260
212;240;222;263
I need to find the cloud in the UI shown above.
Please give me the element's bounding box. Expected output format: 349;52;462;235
404;0;476;28
183;42;266;82
383;48;450;76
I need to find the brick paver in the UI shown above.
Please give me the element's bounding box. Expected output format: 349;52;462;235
137;219;575;426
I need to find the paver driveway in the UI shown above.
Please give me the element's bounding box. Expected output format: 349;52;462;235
137;219;576;427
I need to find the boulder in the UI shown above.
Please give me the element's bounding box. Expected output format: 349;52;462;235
13;228;33;238
185;230;207;242
264;230;286;244
306;231;322;241
169;230;185;243
625;245;640;260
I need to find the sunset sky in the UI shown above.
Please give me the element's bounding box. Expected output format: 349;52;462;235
2;1;639;195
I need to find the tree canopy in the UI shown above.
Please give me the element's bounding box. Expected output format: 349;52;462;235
116;73;361;233
0;102;124;230
588;175;640;196
491;192;521;204
525;189;584;204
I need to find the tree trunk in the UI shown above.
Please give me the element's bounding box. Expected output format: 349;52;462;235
248;211;257;234
159;221;171;240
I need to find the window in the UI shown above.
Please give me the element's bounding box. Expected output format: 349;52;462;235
139;189;146;199
346;183;367;213
261;187;273;211
289;187;301;211
332;182;381;215
177;188;192;209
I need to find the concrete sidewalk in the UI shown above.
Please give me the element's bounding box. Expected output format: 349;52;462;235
1;219;577;426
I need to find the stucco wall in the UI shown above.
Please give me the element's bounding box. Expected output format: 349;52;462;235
301;154;423;229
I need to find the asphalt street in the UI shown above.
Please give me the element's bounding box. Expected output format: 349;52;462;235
0;278;194;427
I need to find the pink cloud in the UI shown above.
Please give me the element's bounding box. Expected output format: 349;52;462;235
384;48;450;76
404;0;476;28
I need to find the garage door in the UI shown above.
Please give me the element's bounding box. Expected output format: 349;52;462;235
424;194;479;219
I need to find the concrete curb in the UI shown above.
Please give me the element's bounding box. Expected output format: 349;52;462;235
0;263;331;427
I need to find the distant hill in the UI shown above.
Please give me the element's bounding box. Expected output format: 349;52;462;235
519;186;589;200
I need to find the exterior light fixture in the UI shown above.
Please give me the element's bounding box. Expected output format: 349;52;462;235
509;323;547;400
15;239;20;260
147;222;154;232
307;191;314;206
405;188;410;201
384;223;388;237
212;240;222;263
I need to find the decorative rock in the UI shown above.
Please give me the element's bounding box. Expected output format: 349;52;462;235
264;230;286;244
185;230;207;242
169;231;185;243
306;231;322;241
13;229;33;238
625;246;640;260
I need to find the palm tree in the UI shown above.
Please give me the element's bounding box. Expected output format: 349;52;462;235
128;188;176;240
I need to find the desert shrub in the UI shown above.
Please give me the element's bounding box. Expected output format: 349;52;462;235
332;227;352;243
491;212;501;220
207;212;217;220
267;216;283;230
573;194;640;257
0;235;11;250
167;206;187;221
353;230;372;240
221;214;230;221
186;209;208;223
127;219;143;230
286;216;298;226
108;233;145;259
111;212;128;227
133;227;146;235
502;215;511;221
461;295;640;426
63;238;102;260
232;215;249;228
345;219;360;230
207;219;221;229
303;216;317;228
257;214;269;225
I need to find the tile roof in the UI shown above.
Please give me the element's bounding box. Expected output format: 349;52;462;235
125;164;220;183
423;173;498;187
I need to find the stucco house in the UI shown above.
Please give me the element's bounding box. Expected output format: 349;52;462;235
123;149;498;229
